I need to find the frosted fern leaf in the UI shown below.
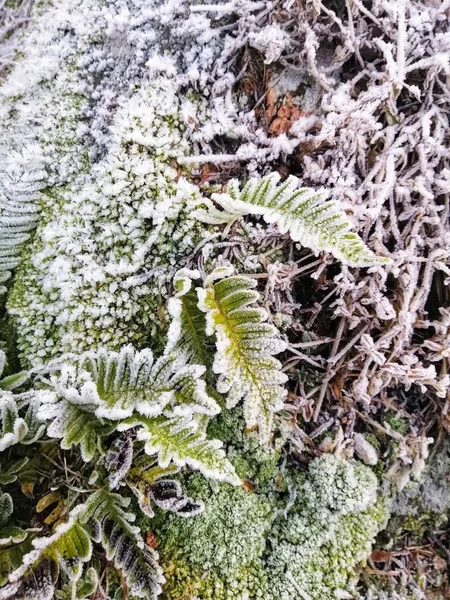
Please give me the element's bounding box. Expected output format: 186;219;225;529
0;560;55;600
37;392;115;462
197;266;288;442
80;490;165;600
49;345;220;420
0;145;47;293
39;345;220;430
103;433;134;489
165;269;212;367
0;352;42;450
119;414;240;485
0;525;38;587
0;392;44;451
194;172;391;267
2;506;92;600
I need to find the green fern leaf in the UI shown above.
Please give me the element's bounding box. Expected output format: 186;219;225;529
0;528;40;587
78;346;162;418
119;414;240;485
42;345;220;421
1;508;92;599
0;393;44;451
197;266;288;442
165;269;211;366
37;394;115;462
0;395;28;451
166;269;227;412
194;172;391;267
37;344;221;460
0;372;30;392
80;490;165;600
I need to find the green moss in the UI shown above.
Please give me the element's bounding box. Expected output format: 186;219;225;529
153;410;389;600
384;413;408;435
207;409;280;487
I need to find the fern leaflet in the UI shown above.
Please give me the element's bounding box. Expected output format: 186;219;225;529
165;269;211;366
36;393;115;462
0;393;44;451
0;144;47;293
43;345;220;420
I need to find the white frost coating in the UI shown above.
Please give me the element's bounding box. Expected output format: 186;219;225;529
2;0;245;365
353;433;379;466
248;24;291;64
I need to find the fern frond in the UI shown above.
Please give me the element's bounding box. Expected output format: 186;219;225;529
75;346;162;419
119;414;240;485
194;172;391;267
0;560;56;600
0;395;27;451
0;527;40;587
2;507;92;600
148;479;204;517
80;490;165;600
165;269;211;366
0;489;41;587
103;433;134;489
197;266;288;442
0;351;43;450
0;144;47;292
44;345;220;420
166;270;227;413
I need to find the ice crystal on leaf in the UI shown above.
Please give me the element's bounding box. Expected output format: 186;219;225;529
195;173;392;268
